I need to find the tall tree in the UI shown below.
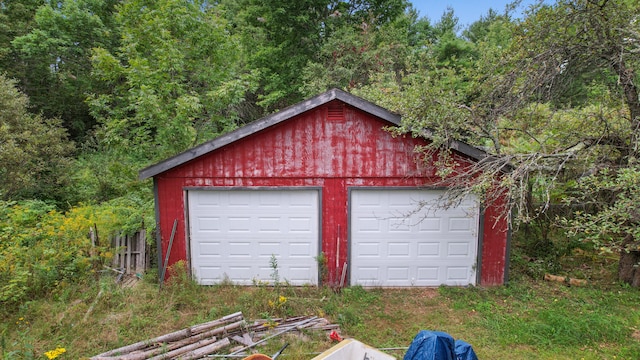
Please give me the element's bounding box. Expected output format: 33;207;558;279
0;75;75;202
10;0;119;140
300;6;425;95
462;8;509;43
0;0;42;77
223;0;409;114
89;0;239;161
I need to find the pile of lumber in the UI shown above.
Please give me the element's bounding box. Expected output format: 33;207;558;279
91;312;339;360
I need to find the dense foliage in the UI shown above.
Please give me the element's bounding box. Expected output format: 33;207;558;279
1;0;640;300
0;197;153;308
90;0;241;160
0;75;74;202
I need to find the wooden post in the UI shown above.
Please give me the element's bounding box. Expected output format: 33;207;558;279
160;219;178;288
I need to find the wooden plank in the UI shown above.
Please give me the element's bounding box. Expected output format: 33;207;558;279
143;337;220;360
120;234;126;270
242;333;254;346
159;219;178;288
136;230;146;272
172;337;231;360
544;273;587;286
230;335;253;347
191;316;244;335
91;312;242;358
126;233;132;273
121;317;246;359
227;317;318;357
113;235;120;269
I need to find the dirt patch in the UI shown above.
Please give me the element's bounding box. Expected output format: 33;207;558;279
414;288;439;299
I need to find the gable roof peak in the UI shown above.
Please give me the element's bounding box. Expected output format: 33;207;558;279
139;88;400;180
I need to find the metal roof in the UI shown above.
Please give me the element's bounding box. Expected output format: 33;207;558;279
139;88;488;180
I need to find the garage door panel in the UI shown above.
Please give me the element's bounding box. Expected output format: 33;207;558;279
353;264;475;286
227;266;253;280
357;267;380;281
195;194;221;207
417;242;440;257
290;199;315;207
195;217;222;232
257;217;281;231
228;192;251;206
199;267;228;285
418;218;441;231
199;242;222;256
447;242;471;256
228;241;252;258
289;242;313;257
350;189;479;287
388;267;410;280
388;242;410;257
257;242;280;256
189;189;319;286
388;218;411;232
228;217;252;232
357;242;380;257
286;265;316;281
290;217;314;232
416;267;439;281
448;217;474;232
446;267;471;281
354;217;381;232
258;192;280;206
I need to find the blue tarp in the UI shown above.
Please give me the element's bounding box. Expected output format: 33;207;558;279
403;331;478;360
454;340;477;360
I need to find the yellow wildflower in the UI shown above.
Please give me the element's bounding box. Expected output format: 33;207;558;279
44;347;66;359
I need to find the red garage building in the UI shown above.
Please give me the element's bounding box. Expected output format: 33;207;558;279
139;89;510;287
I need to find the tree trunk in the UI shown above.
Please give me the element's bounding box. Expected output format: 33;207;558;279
618;250;640;287
610;56;640;157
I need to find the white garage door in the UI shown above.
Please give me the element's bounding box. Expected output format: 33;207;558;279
350;189;479;287
188;189;319;285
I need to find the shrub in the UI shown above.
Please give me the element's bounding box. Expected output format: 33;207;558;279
0;198;153;308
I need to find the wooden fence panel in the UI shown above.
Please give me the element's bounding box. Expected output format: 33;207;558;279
112;230;148;274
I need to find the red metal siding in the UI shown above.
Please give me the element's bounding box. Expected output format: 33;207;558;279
480;192;509;285
155;100;508;285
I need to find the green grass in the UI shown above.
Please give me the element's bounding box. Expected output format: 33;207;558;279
438;283;640;358
1;264;639;359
